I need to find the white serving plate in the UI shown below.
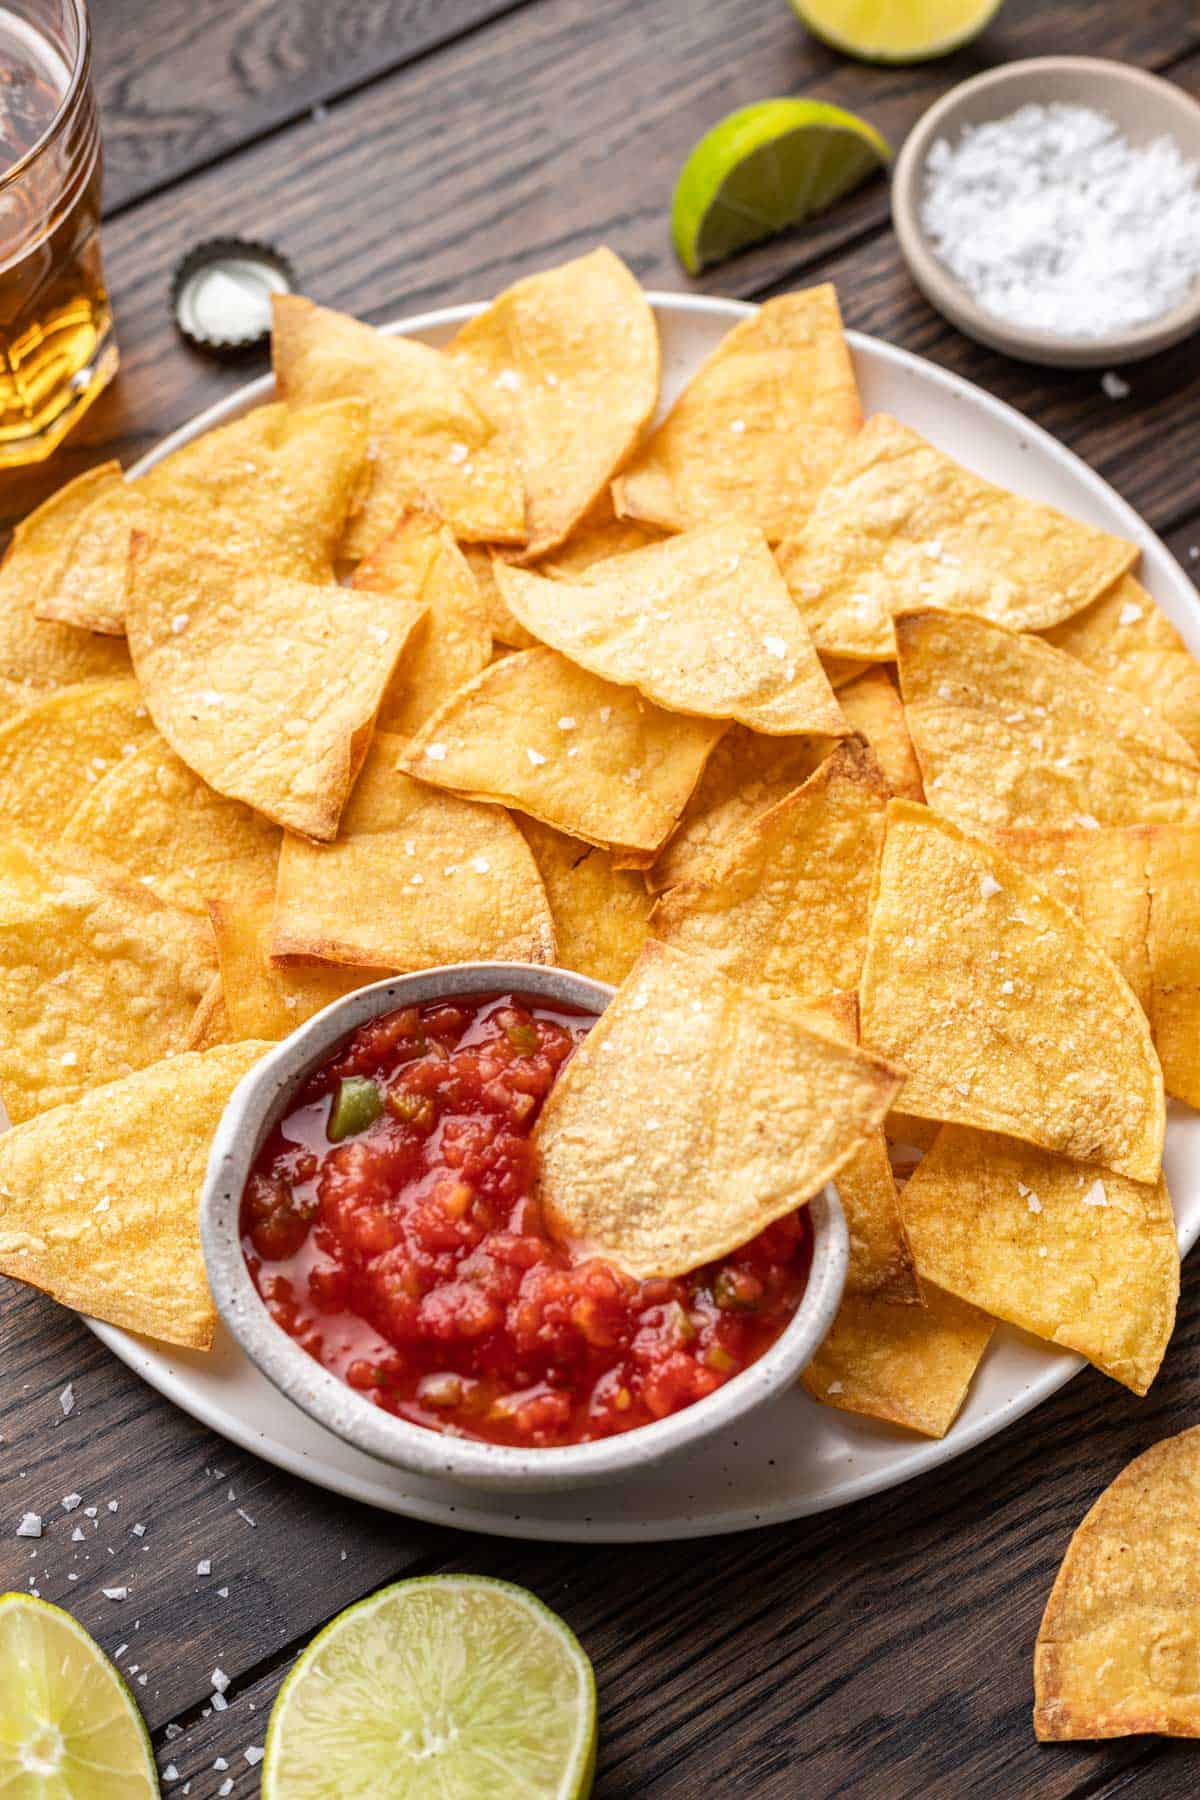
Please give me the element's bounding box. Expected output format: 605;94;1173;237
87;292;1200;1543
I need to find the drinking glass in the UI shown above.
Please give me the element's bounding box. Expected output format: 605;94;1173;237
0;0;115;464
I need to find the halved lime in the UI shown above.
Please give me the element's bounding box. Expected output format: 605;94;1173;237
789;0;1005;63
262;1575;597;1799
0;1592;157;1798
672;98;890;275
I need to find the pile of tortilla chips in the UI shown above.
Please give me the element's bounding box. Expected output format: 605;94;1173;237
0;251;1193;1459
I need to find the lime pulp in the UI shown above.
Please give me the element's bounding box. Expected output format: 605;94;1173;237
262;1574;597;1800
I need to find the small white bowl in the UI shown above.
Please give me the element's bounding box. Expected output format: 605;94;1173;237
201;962;848;1494
892;57;1200;368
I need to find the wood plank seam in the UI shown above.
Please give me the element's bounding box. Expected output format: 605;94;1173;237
99;0;541;224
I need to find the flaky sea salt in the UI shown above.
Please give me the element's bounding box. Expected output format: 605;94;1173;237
921;103;1200;339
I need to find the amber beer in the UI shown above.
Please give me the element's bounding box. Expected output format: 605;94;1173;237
0;0;114;463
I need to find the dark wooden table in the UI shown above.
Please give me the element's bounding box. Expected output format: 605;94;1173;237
3;4;1200;1794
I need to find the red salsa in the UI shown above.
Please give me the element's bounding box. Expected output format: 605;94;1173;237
242;993;812;1448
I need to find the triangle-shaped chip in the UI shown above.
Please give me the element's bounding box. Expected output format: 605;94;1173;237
776;415;1137;659
273;296;526;556
1036;1426;1200;1739
535;941;903;1278
496;524;847;736
650;736;889;1005
612;287;861;541
897;609;1200;833
449;248;660;559
0;1043;268;1348
859;801;1164;1183
901;1124;1178;1395
127;530;426;841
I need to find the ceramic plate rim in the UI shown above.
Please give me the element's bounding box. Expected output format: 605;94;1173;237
80;289;1199;1543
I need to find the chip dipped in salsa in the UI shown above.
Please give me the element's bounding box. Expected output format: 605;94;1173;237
241;992;813;1448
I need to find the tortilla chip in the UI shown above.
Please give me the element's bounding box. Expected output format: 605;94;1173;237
0;677;155;836
450;248;659;558
1143;827;1200;1112
902;1125;1177;1394
33;481;150;636
801;1281;995;1438
897;609;1200;833
351;511;492;736
0;1042;267;1348
63;734;281;914
1044;574;1200;759
0;833;216;1123
210;888;382;1041
141;398;368;579
613;288;861;540
859;801;1164;1183
127;530;425;841
517;817;651;987
837;1129;921;1304
272;296;525;555
647;727;829;894
1035;1426;1200;1739
0;465;132;707
651;739;888;1005
776;416;1138;658
993;826;1200;1106
534;941;903;1277
496;525;847;735
822;654;876;691
990;826;1153;1011
272;731;555;971
835;666;923;799
398;648;724;857
185;976;231;1050
462;544;538;650
798;991;917;1305
536;497;666;580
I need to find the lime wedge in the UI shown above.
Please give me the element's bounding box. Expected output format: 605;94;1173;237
672;99;890;275
0;1592;157;1798
789;0;1004;62
262;1575;597;1799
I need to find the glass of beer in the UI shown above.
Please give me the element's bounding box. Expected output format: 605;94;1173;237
0;0;115;464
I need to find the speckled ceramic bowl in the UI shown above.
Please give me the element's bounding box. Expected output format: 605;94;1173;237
201;963;849;1494
892;57;1200;367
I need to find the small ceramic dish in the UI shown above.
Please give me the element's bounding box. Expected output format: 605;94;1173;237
201;962;849;1494
892;57;1200;368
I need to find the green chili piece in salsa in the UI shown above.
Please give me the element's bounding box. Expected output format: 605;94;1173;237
327;1075;384;1142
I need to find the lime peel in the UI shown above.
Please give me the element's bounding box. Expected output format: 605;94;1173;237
672;99;891;275
263;1573;597;1800
789;0;1005;64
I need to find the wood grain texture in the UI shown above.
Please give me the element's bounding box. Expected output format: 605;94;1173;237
89;0;526;209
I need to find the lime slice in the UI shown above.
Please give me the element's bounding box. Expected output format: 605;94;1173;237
263;1575;597;1799
0;1592;157;1798
789;0;1004;62
672;99;890;275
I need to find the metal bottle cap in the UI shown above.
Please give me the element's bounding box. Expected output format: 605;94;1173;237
171;238;296;353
